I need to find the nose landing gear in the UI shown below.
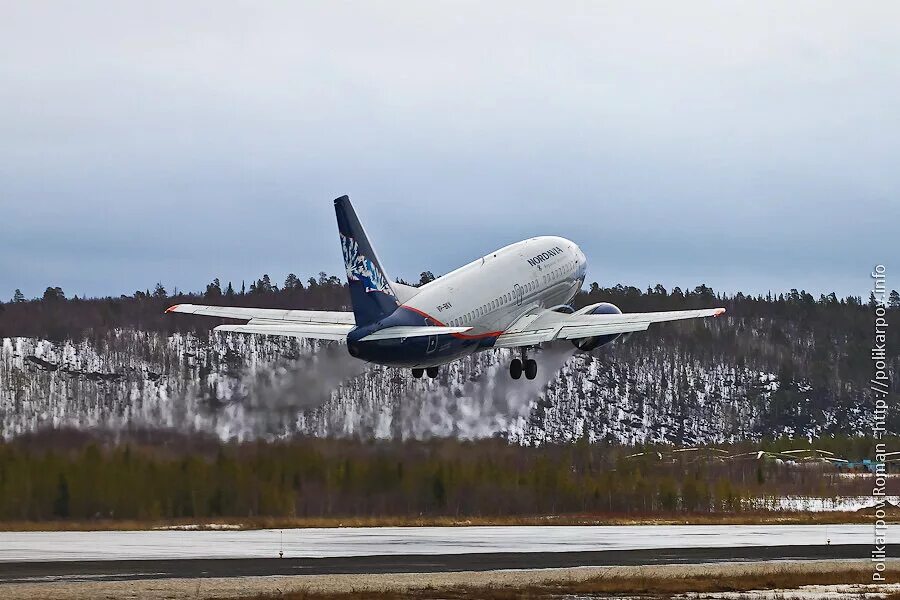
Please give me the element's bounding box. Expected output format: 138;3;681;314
510;349;537;380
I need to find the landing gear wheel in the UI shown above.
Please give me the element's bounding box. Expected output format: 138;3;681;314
524;359;537;380
510;358;523;380
412;368;424;379
426;366;439;378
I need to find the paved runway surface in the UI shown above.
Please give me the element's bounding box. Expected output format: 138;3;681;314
0;544;869;583
0;524;885;562
1;525;884;585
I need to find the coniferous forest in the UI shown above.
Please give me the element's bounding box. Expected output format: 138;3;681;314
0;432;894;522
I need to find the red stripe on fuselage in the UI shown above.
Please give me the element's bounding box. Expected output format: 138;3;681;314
401;305;503;339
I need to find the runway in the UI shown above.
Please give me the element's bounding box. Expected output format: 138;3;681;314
0;545;872;583
0;524;886;583
0;524;881;562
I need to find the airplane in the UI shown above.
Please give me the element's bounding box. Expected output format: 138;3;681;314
167;195;725;380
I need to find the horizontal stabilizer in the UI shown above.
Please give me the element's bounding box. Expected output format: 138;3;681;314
391;281;421;304
358;326;471;341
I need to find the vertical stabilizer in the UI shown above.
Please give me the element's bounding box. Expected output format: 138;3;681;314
334;195;399;326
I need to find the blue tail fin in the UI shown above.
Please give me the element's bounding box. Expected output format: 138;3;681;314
334;195;399;326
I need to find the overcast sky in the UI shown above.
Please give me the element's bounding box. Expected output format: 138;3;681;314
2;1;898;301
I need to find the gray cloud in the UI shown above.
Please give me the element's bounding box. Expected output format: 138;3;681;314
2;1;898;300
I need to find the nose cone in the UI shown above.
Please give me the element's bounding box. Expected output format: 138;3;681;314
575;246;588;280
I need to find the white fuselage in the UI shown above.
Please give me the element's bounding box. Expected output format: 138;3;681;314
405;236;587;337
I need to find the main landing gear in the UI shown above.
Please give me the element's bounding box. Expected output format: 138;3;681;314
510;349;537;380
412;367;440;379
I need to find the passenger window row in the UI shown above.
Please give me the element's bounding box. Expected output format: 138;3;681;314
448;280;537;327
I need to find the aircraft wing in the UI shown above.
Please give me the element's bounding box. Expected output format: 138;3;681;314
213;324;470;341
166;303;470;341
494;305;726;348
214;322;354;340
166;303;355;325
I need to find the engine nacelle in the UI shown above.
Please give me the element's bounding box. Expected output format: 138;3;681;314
571;302;622;352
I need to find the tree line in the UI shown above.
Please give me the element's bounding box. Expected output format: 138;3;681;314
0;432;891;522
0;272;353;341
3;273;898;343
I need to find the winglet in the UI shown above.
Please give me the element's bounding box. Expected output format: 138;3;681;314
713;308;726;317
165;304;181;313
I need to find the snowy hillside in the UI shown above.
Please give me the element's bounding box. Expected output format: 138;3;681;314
0;317;883;443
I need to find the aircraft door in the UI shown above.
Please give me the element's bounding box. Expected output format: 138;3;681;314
514;283;523;306
426;335;437;354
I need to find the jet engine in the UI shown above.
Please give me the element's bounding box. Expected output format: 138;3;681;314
571;302;622;351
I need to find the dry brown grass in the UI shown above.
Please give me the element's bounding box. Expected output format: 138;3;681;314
3;561;889;600
0;510;885;531
225;568;873;599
